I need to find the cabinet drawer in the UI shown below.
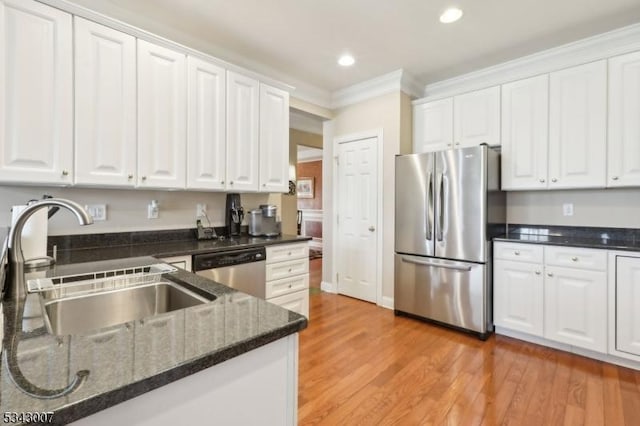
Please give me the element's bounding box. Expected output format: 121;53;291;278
545;246;606;271
494;242;543;263
266;258;309;281
266;243;308;264
266;274;309;299
268;289;309;318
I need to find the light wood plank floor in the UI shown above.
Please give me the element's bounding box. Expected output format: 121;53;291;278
299;292;640;425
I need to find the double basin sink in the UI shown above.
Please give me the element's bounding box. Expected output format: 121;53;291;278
30;265;216;336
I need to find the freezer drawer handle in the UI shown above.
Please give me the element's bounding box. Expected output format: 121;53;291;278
401;257;472;272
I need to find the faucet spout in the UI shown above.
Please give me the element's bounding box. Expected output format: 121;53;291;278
6;198;93;300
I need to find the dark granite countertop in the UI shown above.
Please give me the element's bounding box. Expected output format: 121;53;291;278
0;256;307;425
494;224;640;252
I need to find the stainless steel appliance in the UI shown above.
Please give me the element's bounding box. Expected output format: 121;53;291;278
225;193;244;237
248;205;280;237
193;247;266;298
394;145;505;339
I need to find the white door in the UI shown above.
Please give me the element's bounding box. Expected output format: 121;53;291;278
0;0;73;185
74;17;136;187
259;83;289;193
616;256;640;356
608;51;640;187
413;98;453;153
336;137;378;303
186;56;226;191
226;71;259;192
493;259;544;336
548;60;607;189
453;86;501;147
137;39;186;189
501;74;549;190
544;266;607;353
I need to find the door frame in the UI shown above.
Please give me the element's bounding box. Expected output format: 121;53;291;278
331;129;384;306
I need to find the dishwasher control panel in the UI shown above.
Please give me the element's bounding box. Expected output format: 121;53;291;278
193;247;266;271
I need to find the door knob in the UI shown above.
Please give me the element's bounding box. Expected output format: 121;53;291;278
368;226;375;232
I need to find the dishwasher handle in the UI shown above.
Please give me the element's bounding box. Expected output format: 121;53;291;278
193;247;266;271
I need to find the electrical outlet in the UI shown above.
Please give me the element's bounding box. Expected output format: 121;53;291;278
196;203;207;218
148;200;159;219
562;203;574;216
85;204;107;221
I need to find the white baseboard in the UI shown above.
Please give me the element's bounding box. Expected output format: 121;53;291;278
320;281;337;293
380;296;394;310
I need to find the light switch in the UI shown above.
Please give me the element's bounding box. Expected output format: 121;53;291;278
562;203;574;216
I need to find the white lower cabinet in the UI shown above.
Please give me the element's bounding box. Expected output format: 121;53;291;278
266;243;309;318
614;255;640;357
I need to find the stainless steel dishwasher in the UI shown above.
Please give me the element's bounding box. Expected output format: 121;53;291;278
193;247;266;298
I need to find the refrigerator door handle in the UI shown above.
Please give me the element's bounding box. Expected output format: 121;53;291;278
426;172;432;241
436;173;444;241
400;256;472;272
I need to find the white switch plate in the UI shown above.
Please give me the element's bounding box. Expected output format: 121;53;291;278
85;204;107;221
196;203;207;217
562;203;574;216
148;200;159;219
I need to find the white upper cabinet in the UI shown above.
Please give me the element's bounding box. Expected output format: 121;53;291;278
186;56;226;191
608;51;640;187
548;60;607;189
0;0;73;184
74;17;136;187
226;71;259;192
453;86;501;148
259;83;289;193
501;74;549;190
413;98;453;153
137;39;186;189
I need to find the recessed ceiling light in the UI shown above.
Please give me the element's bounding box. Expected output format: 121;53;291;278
338;54;355;67
440;7;463;24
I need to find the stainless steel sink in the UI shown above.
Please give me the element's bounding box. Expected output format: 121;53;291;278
40;281;214;336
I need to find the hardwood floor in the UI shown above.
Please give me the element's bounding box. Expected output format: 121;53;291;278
299;292;640;425
309;258;322;289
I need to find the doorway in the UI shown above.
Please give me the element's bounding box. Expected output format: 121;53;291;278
297;145;323;290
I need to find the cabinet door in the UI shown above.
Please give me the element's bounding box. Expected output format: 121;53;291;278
501;75;549;190
493;259;544;336
413;98;453;153
74;17;136;187
616;256;640;356
0;0;72;184
268;289;309;318
453;86;500;147
137;39;186;189
187;56;226;190
548;61;606;189
544;266;607;353
259;83;289;193
226;71;259;192
608;51;640;187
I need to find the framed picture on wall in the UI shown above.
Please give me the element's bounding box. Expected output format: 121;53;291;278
297;177;315;198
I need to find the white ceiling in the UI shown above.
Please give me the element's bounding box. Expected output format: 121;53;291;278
69;0;640;102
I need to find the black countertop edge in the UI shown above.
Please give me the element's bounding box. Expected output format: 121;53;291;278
53;322;305;425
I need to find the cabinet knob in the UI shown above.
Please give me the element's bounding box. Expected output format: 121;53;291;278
288;268;292;273
447;143;452;147
221;180;225;184
547;272;554;277
369;226;376;232
141;176;147;181
455;142;460;146
128;174;133;180
288;284;292;289
230;181;234;185
262;183;266;187
61;170;69;176
551;178;557;183
288;252;292;256
539;178;545;183
571;256;578;262
535;270;541;275
514;251;520;256
612;176;619;181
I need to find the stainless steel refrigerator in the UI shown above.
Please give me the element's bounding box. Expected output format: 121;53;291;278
394;145;505;339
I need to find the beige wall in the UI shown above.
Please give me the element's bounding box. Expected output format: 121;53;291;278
0;186;270;235
323;91;412;303
507;188;640;228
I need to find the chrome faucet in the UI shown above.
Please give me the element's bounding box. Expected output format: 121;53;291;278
6;198;93;300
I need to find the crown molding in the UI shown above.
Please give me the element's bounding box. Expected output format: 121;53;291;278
416;22;640;103
331;69;422;109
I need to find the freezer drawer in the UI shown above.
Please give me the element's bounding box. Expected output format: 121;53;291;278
394;253;491;336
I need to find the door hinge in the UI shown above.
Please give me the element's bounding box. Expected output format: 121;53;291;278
336;273;339;284
334;155;339;166
337;214;339;226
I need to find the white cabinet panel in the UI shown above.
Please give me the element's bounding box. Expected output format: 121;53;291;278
268;289;309;318
616;256;640;356
494;242;543;263
74;17;136;187
0;0;73;184
259;83;289;193
266;243;309;264
494;259;544;336
544;245;606;271
266;274;309;299
548;61;607;189
266;258;309;282
187;56;226;190
544;266;607;352
137;39;186;189
413;98;453;153
226;71;259;192
501;74;549;190
453;86;500;148
608;51;640;187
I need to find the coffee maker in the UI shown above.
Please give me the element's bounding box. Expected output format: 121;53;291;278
225;193;244;237
248;204;280;237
